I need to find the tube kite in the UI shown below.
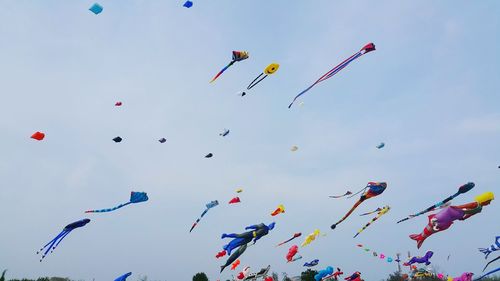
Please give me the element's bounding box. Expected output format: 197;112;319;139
475;268;500;281
329;191;353;199
353;205;390;238
403;251;434;266
219;222;275;272
479;236;500;259
246;63;280;90
85;192;148;213
301;229;320;247
409;192;494;248
114;272;132;281
271;204;285;216
189;200;219;232
276;232;301;247
397;182;475;223
210;51;249;83
37;219;90;262
331;182;387;230
286;245;299;262
288;43;375;108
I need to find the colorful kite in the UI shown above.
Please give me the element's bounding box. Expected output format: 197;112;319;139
85;192;148;213
483;256;500;272
329;191;353;199
219;222;275;272
410;192;494;248
301;229;320;247
344;272;362;281
450;272;474;281
353;205;390;238
325;268;344;280
210;51;249;83
288;43;375;108
276;232;302;247
286;245;299;262
246;63;280;90
331;182;387;230
231;259;241;270
355;244;394;263
31;131;45;141
404;251;434;266
397;182;475;223
475;268;500;281
229;197;241;204
479;236;500;259
271;204;285;216
189;200;219;232
114;272;132;281
304;259;319;267
237;267;250;280
315;266;334;281
37;219;90;262
89;3;103;14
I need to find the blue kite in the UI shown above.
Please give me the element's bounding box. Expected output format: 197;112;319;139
89;3;103;14
37;219;90;262
85;192;148;213
114;272;132;281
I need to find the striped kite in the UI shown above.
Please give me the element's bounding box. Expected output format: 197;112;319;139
210;51;249;83
85;192;148;213
189;200;219;232
288;43;375;108
353;205;390;238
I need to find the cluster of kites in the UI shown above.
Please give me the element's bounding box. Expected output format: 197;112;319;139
18;4;499;281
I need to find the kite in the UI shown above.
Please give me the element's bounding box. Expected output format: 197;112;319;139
353;205;390;238
397;182;475;223
205;153;213;158
304;259;319;267
115;102;122;106
189;200;219;232
276;232;301;247
114;272;132;281
271;204;285;216
229;197;241;204
331;182;387;230
237;91;247;97
450;272;474;281
376;143;385;149
220;129;230;137
246;63;280;90
315;266;334;281
215;250;226;258
85;192;148;213
327;268;344;280
291;255;303;262
410;191;494;248
183;1;193;8
210;51;249;83
36;219;90;262
31;131;45;141
237;267;250;280
159;138;166;143
113;136;122;143
236;188;243;193
479;236;500;259
483;256;500;272
89;3;103;14
404;251;433;266
290;145;299;152
301;229;320;247
359;207;382;216
231;259;241;270
286;245;299;262
355;244;394;263
476;269;500;281
329;191;353;199
219;222;275;272
345;272;362;281
288;43;375;108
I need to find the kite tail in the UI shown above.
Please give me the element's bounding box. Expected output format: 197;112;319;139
37;230;67;255
331;199;363;229
475;267;500;281
479;247;492;259
85;202;131;213
210;61;235;83
247;73;268;90
276;237;295;247
409;233;425;249
483;256;500;272
221;244;247;273
50;230;72;253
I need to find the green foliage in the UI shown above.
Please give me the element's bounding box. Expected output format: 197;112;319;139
301;269;318;281
1;270;6;281
192;272;209;281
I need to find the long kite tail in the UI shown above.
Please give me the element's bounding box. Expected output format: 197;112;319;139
329;191;352;199
221;244;248;273
210;60;235;83
353;209;388;238
37;230;69;262
475;267;500;281
85;202;131;213
276;236;298;247
288;43;375;108
483;256;500;272
331;199;363;230
189;208;210;233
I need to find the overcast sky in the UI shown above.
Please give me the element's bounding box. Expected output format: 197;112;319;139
1;1;499;281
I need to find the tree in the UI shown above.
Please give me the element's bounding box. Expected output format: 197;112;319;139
193;272;209;281
301;269;318;281
272;272;279;281
1;270;6;281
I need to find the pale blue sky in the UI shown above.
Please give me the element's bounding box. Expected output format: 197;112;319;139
0;1;499;281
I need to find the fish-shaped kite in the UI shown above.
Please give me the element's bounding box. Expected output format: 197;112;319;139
37;219;90;262
189;200;219;232
210;51;249;83
397;182;475;223
286;245;299;262
353;205;390;238
288;43;376;108
331;182;387;230
271;204;285;216
301;229;320;247
231;259;241;270
246;63;280;90
85;192;148;213
304;259;319;267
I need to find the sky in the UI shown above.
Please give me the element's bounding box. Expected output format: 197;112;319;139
0;1;499;281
